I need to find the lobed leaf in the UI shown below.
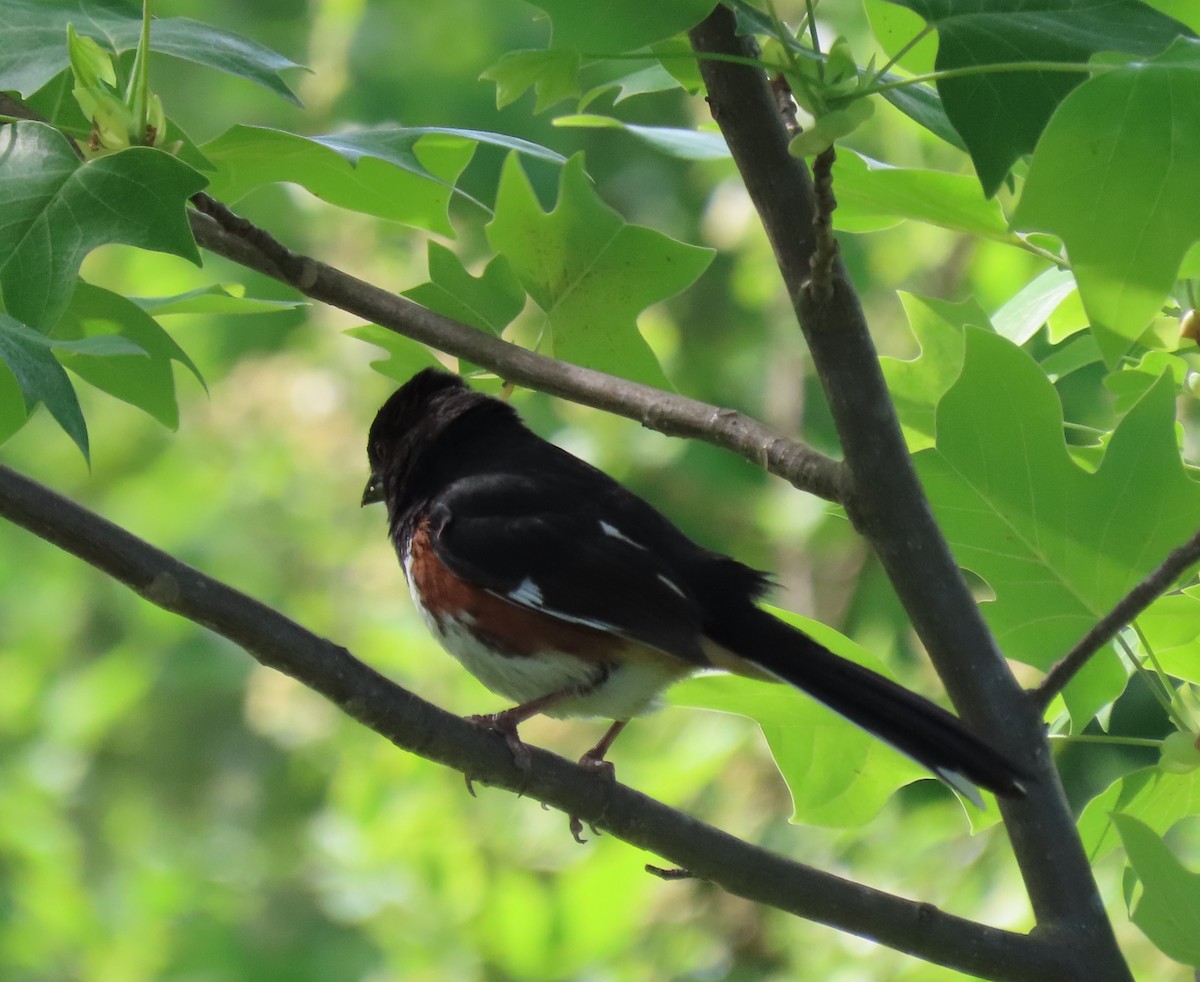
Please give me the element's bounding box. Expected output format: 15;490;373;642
915;330;1200;676
0;122;205;331
486;154;712;388
1113;813;1200;967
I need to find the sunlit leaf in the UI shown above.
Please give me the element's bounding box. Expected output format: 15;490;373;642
1015;39;1200;363
486;154;712;387
132;284;306;316
832;151;1008;237
403;243;525;338
1113;813;1200;967
553;115;729;160
915;330;1200;671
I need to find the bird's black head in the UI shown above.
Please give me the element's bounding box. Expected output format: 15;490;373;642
362;368;514;509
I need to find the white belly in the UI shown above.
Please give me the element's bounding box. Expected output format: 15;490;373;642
408;577;682;719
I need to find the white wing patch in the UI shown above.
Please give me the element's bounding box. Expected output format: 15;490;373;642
508;577;544;607
599;520;646;550
656;573;687;598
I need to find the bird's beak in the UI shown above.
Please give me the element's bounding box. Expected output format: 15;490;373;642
361;473;384;507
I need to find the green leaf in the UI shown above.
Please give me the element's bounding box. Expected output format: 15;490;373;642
131;284;306;316
651;37;705;93
915;329;1200;671
670;608;935;827
481;50;582;112
403;243;525;338
579;63;685;110
486;154;713;388
1113;813;1200;967
553;115;729;160
0;122;205;330
879;293;987;451
1138;591;1200;684
1079;768;1200;862
53;282;205;429
0;359;29;446
1039;334;1102;381
831;151;1008;237
1014;39;1200;363
0;313;89;459
886;0;1188;195
992;268;1078;347
1060;648;1128;733
201;125;564;234
344;325;446;383
532;0;716;53
200;126;471;235
864;0;938;75
0;0;303;104
1104;350;1189;414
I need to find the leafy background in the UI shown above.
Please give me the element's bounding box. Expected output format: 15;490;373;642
1;0;1198;979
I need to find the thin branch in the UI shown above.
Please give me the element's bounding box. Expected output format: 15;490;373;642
688;7;1131;976
808;146;838;302
1034;526;1200;709
187;196;845;505
0;464;1071;981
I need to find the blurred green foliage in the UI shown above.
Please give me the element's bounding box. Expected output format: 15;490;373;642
1;0;1198;979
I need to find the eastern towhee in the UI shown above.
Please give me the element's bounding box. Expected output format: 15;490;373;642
363;369;1027;816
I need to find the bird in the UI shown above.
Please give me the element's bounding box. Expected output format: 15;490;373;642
362;368;1027;828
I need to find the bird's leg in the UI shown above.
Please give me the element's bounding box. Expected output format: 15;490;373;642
579;719;628;776
465;689;574;793
570;719;629;844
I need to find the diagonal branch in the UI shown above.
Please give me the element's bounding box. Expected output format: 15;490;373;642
0;462;1076;981
1034;526;1200;709
187;198;844;505
688;7;1130;977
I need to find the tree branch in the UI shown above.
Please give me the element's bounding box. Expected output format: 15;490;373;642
186;197;844;505
0;463;1078;980
1035;526;1200;709
688;7;1131;977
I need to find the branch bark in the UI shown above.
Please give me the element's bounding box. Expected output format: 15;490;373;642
0;462;1081;981
688;7;1131;978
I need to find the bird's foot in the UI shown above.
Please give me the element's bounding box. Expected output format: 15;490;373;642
466;710;532;795
569;746;619;844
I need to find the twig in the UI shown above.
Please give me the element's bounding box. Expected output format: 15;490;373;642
1034;527;1200;710
187;196;845;504
0;463;1066;980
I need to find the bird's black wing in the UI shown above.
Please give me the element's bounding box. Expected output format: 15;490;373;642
426;471;709;665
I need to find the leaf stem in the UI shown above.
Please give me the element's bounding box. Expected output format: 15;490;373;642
871;25;935;84
862;59;1106;98
1047;734;1162;749
1129;627;1191;731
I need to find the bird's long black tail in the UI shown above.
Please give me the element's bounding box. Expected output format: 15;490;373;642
707;604;1028;800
